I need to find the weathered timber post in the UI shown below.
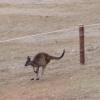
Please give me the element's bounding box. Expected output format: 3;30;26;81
79;25;85;64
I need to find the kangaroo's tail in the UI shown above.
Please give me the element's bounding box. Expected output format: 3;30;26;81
50;49;65;60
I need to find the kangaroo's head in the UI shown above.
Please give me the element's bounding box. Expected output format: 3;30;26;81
25;56;32;66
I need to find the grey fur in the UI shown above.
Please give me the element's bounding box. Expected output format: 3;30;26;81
25;49;65;80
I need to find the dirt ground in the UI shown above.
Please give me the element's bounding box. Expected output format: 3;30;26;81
0;0;100;100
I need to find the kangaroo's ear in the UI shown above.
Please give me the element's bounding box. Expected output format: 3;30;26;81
27;56;31;60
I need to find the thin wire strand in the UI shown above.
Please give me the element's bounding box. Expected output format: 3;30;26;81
0;23;100;43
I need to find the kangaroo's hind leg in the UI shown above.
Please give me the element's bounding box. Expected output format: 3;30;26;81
41;66;46;79
42;66;46;76
36;66;40;80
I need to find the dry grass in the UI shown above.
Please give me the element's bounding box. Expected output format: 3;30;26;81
0;0;100;100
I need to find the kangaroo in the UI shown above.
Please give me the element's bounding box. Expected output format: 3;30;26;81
25;49;65;80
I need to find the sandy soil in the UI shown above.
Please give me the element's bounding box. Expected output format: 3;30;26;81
0;0;100;100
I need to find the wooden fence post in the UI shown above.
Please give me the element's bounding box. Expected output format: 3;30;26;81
79;25;85;64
